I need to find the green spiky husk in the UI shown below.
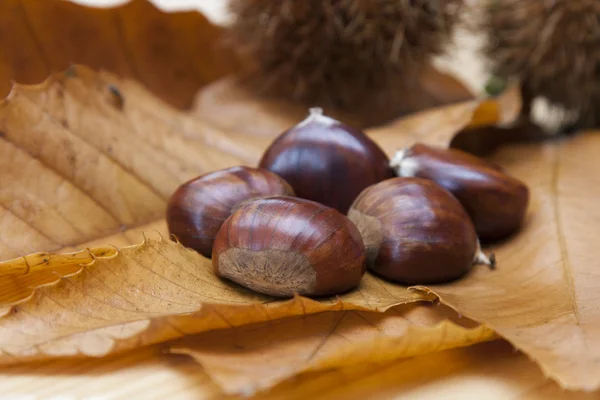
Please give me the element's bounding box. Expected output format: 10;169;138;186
226;0;464;112
484;0;600;128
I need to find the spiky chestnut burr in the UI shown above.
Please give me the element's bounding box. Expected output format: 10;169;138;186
226;0;464;117
482;0;600;129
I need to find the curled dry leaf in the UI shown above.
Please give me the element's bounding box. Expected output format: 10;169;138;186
248;341;587;400
0;0;237;109
0;62;545;396
171;303;495;395
0;65;254;305
1;340;588;399
414;131;600;391
0;235;432;364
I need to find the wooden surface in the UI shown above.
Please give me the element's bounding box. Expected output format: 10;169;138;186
0;339;593;399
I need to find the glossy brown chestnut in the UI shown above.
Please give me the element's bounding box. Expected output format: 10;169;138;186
390;143;529;241
166;166;294;258
259;108;394;214
348;177;492;285
212;196;366;298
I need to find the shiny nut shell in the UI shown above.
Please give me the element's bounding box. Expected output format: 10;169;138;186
259;108;394;214
392;143;529;241
348;177;479;285
212;196;366;298
166;166;294;258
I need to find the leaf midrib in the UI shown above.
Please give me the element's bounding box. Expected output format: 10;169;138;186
550;144;580;323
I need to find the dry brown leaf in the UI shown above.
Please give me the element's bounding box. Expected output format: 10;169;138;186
0;0;237;109
171;303;495;395
0;65;253;304
2;339;596;399
251;341;583;400
0;235;434;365
413;132;600;391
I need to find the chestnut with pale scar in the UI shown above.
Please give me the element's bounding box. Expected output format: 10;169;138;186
348;177;493;285
212;196;366;298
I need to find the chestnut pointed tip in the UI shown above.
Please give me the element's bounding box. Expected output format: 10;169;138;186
390;147;419;177
489;253;497;269
308;107;323;116
297;106;338;129
389;148;406;168
474;248;496;270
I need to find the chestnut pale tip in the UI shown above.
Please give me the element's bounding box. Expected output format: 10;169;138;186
474;240;496;270
296;107;338;129
390;147;420;177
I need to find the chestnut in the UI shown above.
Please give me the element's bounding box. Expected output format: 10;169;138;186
259;108;394;214
166;166;294;258
348;177;492;285
212;196;366;298
390;143;529;241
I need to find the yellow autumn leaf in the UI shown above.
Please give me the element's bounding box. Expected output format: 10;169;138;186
0;2;595;397
0;233;438;364
171;303;495;395
0;66;250;304
1;339;590;399
414;131;600;391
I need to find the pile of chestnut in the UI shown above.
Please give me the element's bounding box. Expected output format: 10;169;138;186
167;108;529;298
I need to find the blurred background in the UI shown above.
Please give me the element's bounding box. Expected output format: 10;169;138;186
71;0;488;96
